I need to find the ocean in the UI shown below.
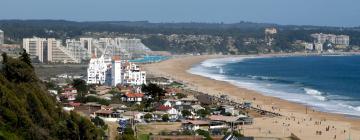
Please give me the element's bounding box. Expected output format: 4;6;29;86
189;55;360;117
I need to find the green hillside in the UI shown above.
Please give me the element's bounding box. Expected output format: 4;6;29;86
0;51;105;140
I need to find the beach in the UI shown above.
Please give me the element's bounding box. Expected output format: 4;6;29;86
144;55;360;140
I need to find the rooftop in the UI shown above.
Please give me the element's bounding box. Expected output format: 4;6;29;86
125;93;144;98
182;120;209;125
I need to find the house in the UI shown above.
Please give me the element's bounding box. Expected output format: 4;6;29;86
174;105;193;112
182;120;210;131
191;105;205;112
62;102;81;111
163;100;173;107
48;90;58;95
164;99;182;106
180;96;199;105
64;87;77;94
60;92;77;101
156;105;179;120
122;93;144;103
221;105;238;116
122;111;144;122
208;115;253;132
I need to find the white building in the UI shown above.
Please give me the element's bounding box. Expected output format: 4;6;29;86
111;56;123;86
108;56;147;86
311;33;350;46
123;62;146;86
23;37;81;63
87;55;110;84
0;29;4;45
314;43;323;52
265;27;277;46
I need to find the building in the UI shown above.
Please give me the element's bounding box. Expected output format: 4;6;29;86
123;62;147;85
122;93;144;102
23;37;48;62
303;42;314;50
110;56;146;86
182;120;210;131
311;33;350;46
0;44;22;58
0;29;4;45
87;55;110;84
314;43;323;52
23;37;81;63
265;27;277;46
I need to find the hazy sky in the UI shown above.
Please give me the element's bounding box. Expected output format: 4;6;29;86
1;0;359;27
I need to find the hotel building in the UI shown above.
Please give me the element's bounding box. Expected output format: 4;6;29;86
311;33;350;46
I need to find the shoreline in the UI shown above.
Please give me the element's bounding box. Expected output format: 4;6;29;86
188;54;360;119
144;54;360;140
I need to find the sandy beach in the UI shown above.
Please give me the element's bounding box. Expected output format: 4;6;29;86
144;55;360;140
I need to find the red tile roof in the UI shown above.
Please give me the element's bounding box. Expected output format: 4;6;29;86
125;93;144;98
68;102;81;107
112;56;121;61
156;105;173;111
95;109;113;114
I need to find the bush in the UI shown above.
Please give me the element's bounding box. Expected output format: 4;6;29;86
175;93;187;99
196;129;212;140
162;114;170;122
144;113;153;122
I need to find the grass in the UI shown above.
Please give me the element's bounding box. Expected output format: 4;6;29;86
137;134;150;140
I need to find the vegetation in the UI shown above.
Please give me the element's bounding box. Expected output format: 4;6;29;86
144;113;153;122
1;20;359;54
196;108;211;118
91;116;108;130
196;129;212;140
142;83;166;102
0;52;105;139
76;95;110;106
181;110;192;118
72;79;89;95
161;114;170;122
175;93;187;99
116;126;136;140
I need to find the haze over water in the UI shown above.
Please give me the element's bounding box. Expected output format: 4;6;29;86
190;55;360;117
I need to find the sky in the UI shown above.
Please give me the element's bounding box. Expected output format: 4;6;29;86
1;0;359;27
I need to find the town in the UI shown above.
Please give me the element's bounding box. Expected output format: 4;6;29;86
0;26;358;140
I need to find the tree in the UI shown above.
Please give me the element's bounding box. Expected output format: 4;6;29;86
181;110;192;118
196;129;212;140
1;52;36;83
144;113;153;122
196;109;210;118
92;116;107;129
2;53;8;64
162;114;169;122
142;83;166;102
0;56;105;140
175;93;187;99
19;49;32;68
72;79;89;94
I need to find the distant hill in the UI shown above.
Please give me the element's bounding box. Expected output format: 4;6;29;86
0;52;105;140
0;20;359;54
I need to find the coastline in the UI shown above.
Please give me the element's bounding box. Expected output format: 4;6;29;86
144;54;360;140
